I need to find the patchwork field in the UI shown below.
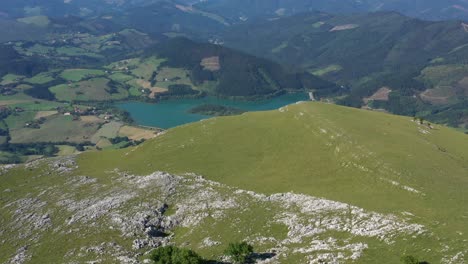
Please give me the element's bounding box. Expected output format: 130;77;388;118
363;87;392;104
1;74;24;85
23;71;56;84
310;64;343;77
154;67;193;88
34;110;58;119
130;57;165;80
91;121;123;144
118;125;158;140
50;78;129;101
60;69;106;82
17;16;50;27
9;115;102;143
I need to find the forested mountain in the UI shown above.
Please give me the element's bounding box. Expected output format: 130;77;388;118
110;1;229;40
0;0;209;18
0;0;229;42
221;11;468;127
1;1;468;263
196;0;468;22
148;37;338;97
0;0;157;17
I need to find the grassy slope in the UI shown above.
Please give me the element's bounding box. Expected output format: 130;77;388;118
78;102;468;262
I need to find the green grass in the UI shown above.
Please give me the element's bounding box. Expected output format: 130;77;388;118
172;198;287;260
131;57;166;80
91;121;123;144
60;69;105;82
50;78;128;101
10;101;62;111
77;102;468;263
1;102;467;263
311;21;325;28
27;44;52;54
105;58;140;70
128;87;143;97
1;74;24;85
272;42;288;53
430;57;445;64
9;115;102;143
155;67;192;88
24;71;56;84
17;16;50;27
57;145;78;156
4;111;36;130
310;64;343;76
56;47;101;58
0;151;20;163
418;64;468;87
0;93;36;104
108;73;133;82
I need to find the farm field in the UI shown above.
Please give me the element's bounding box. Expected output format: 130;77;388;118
60;69;106;82
49;78;129;101
23;71;56;84
91;121;123;143
118;125;158;140
9;115;102;143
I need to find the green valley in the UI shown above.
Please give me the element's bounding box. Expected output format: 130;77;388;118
222;11;468;129
1;2;468;263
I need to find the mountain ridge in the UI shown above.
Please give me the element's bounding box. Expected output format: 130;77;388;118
1;101;467;263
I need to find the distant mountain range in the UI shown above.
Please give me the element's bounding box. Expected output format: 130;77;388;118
220;11;468;127
196;0;468;21
0;0;467;128
3;0;468;22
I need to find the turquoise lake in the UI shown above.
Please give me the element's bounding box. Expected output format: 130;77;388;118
117;93;308;129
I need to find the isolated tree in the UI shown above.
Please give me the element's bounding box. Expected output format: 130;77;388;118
150;246;204;264
43;145;57;157
224;242;253;264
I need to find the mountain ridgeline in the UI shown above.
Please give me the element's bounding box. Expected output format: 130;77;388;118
1;102;467;263
195;0;468;22
1;1;468;264
222;11;468;127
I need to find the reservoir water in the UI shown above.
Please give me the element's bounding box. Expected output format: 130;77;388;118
117;93;308;129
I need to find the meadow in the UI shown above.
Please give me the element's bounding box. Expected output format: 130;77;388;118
77;102;468;263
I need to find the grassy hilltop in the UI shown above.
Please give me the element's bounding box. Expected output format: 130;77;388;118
1;102;467;263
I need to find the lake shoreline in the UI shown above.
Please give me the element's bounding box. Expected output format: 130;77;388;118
117;93;308;129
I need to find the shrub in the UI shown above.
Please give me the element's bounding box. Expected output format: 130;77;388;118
401;255;419;264
224;242;253;264
150;246;204;264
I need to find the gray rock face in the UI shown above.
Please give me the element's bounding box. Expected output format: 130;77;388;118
7;246;30;264
50;157;78;174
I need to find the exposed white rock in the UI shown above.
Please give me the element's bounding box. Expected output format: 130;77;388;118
201;237;221;247
7;246;30;264
2;170;432;263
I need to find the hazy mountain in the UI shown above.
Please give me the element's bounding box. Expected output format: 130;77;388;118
146;37;337;97
0;0;172;18
196;0;468;22
222;11;468;126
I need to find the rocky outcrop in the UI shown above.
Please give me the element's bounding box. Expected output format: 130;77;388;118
0;165;436;264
